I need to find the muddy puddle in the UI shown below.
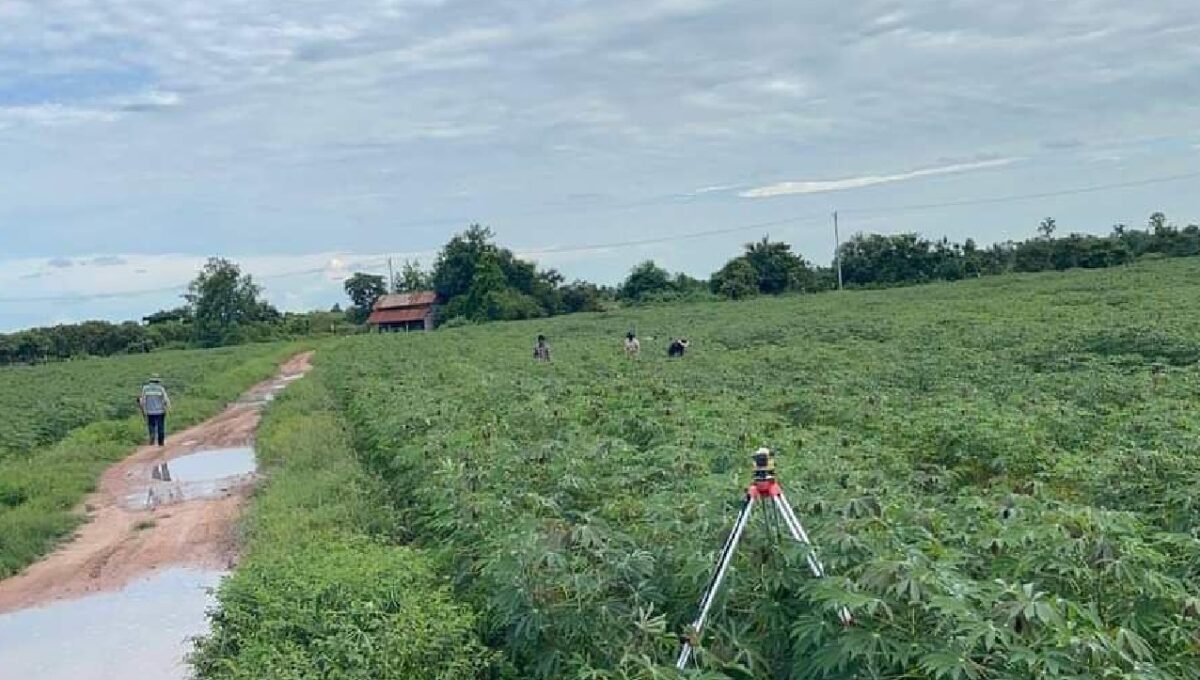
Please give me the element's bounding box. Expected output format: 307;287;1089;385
169;447;256;480
0;567;224;680
125;447;257;510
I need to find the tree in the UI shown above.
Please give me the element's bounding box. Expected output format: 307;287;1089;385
431;225;569;320
444;251;542;322
343;272;387;324
393;260;432;293
618;261;673;302
560;281;605;313
1038;217;1057;239
185;258;276;347
433;225;495;301
743;237;812;293
838;233;939;285
710;257;759;299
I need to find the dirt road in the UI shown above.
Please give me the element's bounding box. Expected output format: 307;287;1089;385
0;352;313;614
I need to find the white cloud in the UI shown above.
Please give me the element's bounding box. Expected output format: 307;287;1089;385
739;158;1022;198
756;77;807;98
688;184;741;196
0;104;119;129
116;90;183;112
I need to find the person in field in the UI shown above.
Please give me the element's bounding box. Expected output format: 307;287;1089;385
533;335;551;362
138;374;171;447
624;331;640;358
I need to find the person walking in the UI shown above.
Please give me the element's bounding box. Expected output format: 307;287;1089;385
139;374;171;447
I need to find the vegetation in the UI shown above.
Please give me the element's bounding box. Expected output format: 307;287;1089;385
343;272;388;324
0;258;350;366
0;342;303;578
7;212;1193;366
309;257;1200;678
0;345;291;459
710;238;823;299
432;224;572;322
185;258;282;347
191;372;488;679
834;212;1198;288
393;258;433;293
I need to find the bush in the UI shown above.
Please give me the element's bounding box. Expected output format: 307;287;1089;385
191;540;488;680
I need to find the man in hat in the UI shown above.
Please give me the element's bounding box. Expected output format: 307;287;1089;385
138;374;172;447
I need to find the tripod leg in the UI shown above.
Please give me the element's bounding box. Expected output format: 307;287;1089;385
677;495;756;670
773;493;854;626
771;494;823;576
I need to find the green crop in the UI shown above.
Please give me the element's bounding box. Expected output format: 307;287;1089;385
315;258;1200;679
0;342;303;578
0;345;290;460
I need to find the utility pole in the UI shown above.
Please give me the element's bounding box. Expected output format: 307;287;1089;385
833;211;843;291
387;257;395;293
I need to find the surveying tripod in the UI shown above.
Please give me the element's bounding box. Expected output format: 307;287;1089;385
676;448;853;670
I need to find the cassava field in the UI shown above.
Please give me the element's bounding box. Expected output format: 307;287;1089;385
194;257;1200;680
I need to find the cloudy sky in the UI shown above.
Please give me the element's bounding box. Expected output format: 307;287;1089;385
1;0;1198;331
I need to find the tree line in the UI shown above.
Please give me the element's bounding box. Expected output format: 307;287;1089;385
0;258;352;365
344;211;1197;323
3;212;1195;365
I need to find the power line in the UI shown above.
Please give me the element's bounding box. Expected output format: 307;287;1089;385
840;169;1200;216
515;215;825;255
2;169;1194;305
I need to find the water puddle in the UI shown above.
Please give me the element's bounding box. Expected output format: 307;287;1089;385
125;448;257;510
0;568;224;680
169;447;256;481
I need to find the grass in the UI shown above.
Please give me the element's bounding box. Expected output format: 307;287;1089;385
190;370;489;679
0;341;309;579
309;257;1200;679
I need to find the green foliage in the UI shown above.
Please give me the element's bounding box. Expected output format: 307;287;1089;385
710;238;821;299
432;224;564;321
710;257;759;299
561;280;610;313
0;345;289;458
343;272;388;324
0;310;349;367
191;370;488;679
619;261;674;302
185;257;279;347
393;259;432;293
838;212;1197;288
319;257;1200;679
0;342;303;578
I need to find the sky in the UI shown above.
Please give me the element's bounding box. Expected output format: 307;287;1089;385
1;0;1198;331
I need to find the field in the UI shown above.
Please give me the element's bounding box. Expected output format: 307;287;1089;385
0;342;302;578
250;257;1197;680
0;346;294;459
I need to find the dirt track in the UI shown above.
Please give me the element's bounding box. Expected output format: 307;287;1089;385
0;352;313;614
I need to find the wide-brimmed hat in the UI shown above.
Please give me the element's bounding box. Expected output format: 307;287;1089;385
149;373;162;382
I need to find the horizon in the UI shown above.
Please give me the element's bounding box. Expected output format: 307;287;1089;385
2;211;1194;334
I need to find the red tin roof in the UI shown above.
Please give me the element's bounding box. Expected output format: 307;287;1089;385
374;291;437;309
367;307;430;325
